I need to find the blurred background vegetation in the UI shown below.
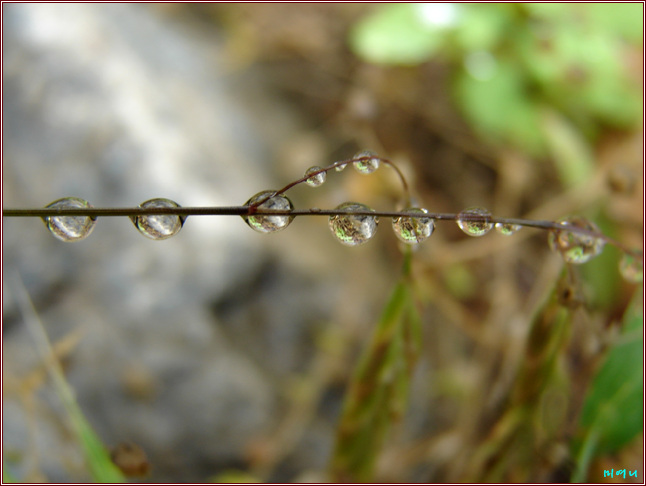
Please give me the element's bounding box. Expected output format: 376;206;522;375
3;3;643;483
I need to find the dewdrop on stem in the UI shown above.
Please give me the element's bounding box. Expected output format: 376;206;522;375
457;207;493;236
43;197;96;242
619;253;643;283
242;190;294;233
329;202;378;246
131;198;185;240
304;166;326;187
392;208;435;244
495;222;521;236
335;162;347;172
547;216;605;264
352;151;380;175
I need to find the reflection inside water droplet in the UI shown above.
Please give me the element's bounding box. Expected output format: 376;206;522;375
619;253;643;283
43;197;96;242
548;216;605;264
352;151;380;175
494;222;521;236
392;208;434;244
304;166;326;187
329;202;378;246
457;207;493;236
132;198;185;240
243;191;294;233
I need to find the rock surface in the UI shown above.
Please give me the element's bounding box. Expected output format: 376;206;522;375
2;4;340;482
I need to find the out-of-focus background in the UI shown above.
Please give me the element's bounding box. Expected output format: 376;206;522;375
2;3;643;483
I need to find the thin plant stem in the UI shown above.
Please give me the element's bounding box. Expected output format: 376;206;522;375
2;154;642;260
248;155;411;210
2;207;641;258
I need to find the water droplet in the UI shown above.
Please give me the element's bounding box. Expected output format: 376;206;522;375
304;166;326;187
243;190;294;233
329;202;378;246
619;253;643;283
335;162;347;172
392;208;435;244
43;197;96;242
457;207;493;236
548;217;605;264
353;150;380;175
132;198;185;240
495;222;522;236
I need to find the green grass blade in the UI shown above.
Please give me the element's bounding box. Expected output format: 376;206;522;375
331;252;422;482
11;274;127;483
73;415;127;483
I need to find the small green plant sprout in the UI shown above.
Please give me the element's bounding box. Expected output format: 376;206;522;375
2;152;642;280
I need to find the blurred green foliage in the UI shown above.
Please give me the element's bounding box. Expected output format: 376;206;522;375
573;292;643;481
2;465;17;483
349;5;644;481
350;3;643;182
580;314;643;452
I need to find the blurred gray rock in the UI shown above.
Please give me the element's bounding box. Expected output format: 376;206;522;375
2;4;335;482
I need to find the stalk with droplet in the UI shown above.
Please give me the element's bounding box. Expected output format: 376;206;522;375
352;150;380;175
43;197;97;242
457;207;493;237
495;222;522;236
304;166;327;187
131;198;185;240
392;208;434;244
329;202;379;246
242;190;295;233
548;217;605;264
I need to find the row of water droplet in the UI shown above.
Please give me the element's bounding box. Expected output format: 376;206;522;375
303;150;380;188
42;152;382;242
44;196;185;242
40;162;641;284
242;195;640;282
44;196;516;244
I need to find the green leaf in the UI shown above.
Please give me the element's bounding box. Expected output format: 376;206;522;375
349;3;453;65
518;10;641;132
453;60;544;155
573;291;644;481
522;3;572;21
523;2;643;44
579;315;643;452
586;3;644;43
453;4;511;52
